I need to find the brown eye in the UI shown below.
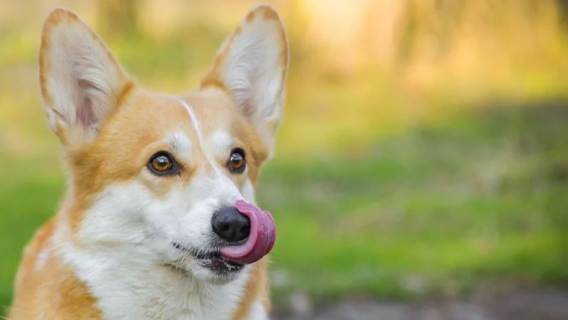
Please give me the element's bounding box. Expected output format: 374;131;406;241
227;148;246;174
148;152;179;176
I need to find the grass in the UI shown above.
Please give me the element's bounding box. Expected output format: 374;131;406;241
1;102;567;310
262;102;568;303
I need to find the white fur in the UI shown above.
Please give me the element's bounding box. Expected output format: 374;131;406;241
34;248;50;272
58;215;252;319
167;131;193;163
209;130;234;159
248;299;269;320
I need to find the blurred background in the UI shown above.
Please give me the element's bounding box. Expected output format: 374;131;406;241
1;0;568;319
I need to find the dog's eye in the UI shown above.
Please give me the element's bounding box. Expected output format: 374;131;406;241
148;152;179;176
227;148;246;174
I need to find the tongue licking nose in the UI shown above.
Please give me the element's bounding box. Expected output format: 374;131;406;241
219;200;276;264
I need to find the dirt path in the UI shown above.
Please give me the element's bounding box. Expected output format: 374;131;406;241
274;287;568;320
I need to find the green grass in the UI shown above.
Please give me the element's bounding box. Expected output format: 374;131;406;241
1;102;567;310
0;156;63;309
261;102;568;302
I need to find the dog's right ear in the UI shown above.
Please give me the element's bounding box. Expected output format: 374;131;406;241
201;5;288;158
39;8;132;146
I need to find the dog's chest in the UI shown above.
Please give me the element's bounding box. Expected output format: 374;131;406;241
62;247;250;320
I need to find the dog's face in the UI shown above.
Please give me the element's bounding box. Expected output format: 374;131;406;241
39;7;287;283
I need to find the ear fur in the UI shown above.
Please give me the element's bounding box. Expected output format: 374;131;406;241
39;8;132;146
201;5;288;156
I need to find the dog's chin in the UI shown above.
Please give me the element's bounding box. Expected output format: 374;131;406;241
190;259;245;284
166;259;244;284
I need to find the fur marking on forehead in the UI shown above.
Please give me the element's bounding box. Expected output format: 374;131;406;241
177;98;243;199
178;99;205;150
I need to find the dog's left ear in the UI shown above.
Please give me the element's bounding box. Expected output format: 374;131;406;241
201;5;288;155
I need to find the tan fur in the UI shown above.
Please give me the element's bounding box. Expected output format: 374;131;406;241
10;5;286;319
231;259;271;320
9;219;102;319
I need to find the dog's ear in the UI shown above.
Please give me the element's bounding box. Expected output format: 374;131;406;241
39;8;132;146
201;5;288;156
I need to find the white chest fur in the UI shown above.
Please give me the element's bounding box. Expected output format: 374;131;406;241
60;243;259;320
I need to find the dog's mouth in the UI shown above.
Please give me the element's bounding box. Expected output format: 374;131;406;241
170;242;244;275
189;248;244;274
167;201;275;277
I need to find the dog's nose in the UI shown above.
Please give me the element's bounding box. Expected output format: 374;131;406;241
211;206;251;242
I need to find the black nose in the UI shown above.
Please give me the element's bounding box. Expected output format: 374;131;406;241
211;206;250;242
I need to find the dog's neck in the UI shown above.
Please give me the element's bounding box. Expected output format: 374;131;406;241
52;211;255;320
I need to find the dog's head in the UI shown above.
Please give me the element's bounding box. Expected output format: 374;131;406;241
39;6;287;283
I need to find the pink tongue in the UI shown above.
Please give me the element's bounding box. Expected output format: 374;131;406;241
219;200;276;264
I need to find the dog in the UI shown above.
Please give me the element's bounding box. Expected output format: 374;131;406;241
8;5;287;320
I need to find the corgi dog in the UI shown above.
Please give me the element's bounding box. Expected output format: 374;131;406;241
9;5;287;320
